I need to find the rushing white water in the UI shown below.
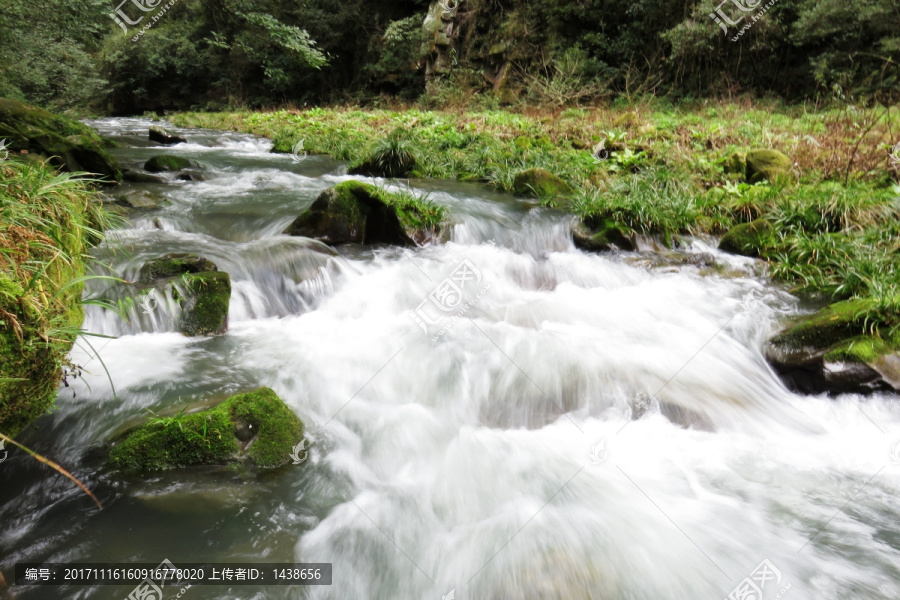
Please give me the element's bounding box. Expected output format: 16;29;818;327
2;119;899;600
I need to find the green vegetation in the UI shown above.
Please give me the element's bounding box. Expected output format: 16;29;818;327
3;1;898;112
108;387;304;471
350;132;419;178
0;158;108;436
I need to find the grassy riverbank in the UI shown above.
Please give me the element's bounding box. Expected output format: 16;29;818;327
174;103;900;352
0;158;107;436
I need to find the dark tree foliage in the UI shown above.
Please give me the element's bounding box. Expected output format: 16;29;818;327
0;0;896;112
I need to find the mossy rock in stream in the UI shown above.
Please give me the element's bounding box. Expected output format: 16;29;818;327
137;255;230;336
513;168;574;200
718;219;775;257
108;387;304;471
149;126;186;145
140;253;218;282
285;180;446;246
0;97;121;182
122;168;167;184
179;271;231;336
144;154;197;172
764;298;900;395
572;217;637;252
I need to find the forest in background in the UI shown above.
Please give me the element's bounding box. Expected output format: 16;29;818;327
0;0;898;115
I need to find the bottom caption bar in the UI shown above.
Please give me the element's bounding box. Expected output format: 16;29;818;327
15;562;332;586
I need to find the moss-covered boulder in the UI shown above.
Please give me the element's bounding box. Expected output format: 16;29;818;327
764;299;900;395
718;219;775;257
0;97;121;182
108;387;304;471
144;154;196;173
139;254;230;336
513;168;574;200
140;253;218;282
745;149;791;184
572;217;637;252
179;271;231;336
723;151;746;176
149;126;186;145
285;180;446;246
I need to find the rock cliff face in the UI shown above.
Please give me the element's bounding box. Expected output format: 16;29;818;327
421;0;512;98
422;1;463;82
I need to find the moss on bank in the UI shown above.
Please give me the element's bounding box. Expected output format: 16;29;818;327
109;387;304;471
0;97;121;182
0;159;107;436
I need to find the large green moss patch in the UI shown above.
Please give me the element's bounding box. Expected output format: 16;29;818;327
109;387;304;471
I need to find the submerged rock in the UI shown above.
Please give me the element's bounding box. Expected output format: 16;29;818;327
745;149;791;184
108;387;304;472
0;97;121;182
122;168;167;183
144;154;197;172
109;190;170;210
149;126;186;145
718;219;774;257
285;180;445;246
176;171;206;181
513;168;574;199
764;299;900;395
572;217;637;252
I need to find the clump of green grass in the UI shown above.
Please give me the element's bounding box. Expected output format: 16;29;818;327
367;131;418;178
0;158;110;436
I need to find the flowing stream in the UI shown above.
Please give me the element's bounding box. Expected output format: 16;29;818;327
1;119;899;600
